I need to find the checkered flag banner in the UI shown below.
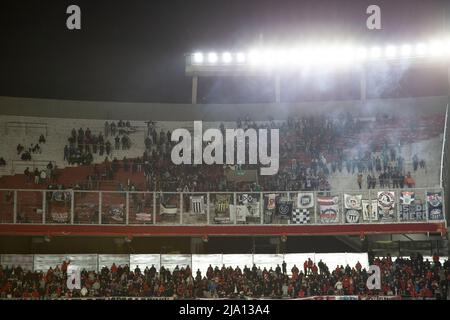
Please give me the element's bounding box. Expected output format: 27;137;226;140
292;208;310;224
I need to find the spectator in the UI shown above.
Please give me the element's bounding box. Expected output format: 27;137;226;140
39;134;46;144
357;173;363;189
0;157;5;167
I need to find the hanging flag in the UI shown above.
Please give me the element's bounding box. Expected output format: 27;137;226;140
160;204;178;215
276;201;293;218
427;192;443;220
399;191;415;221
190;196;205;214
238;193;256;205
109;205;124;222
345;209;360;223
297;192;314;209
51;211;69;223
52;191;72;202
400;192;415;205
267;194;276;210
229;205;250;222
246;203;260;218
377;191;395;221
135;213;152;222
318;196;340;224
344;194;362;210
362;200;378;221
215;195;230;214
292;208;310;224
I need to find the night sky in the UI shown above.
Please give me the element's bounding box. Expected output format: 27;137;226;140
0;0;448;103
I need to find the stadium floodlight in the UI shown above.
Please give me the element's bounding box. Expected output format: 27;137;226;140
415;43;428;56
189;36;450;70
273;50;288;65
369;46;382;59
193;52;204;64
236;52;246;63
207;52;218;64
355;47;368;61
400;44;412;58
339;46;356;64
222;52;232;63
385;45;397;59
248;50;262;65
262;50;276;65
429;40;444;57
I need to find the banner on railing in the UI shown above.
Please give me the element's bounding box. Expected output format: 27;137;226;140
399;192;426;221
362;200;378;221
427;192;444;220
276;200;293;218
229;204;260;222
377;191;395;221
297;192;314;209
190;196;205;214
318;196;340;224
292;208;310;224
266;194;276;210
215;195;231;214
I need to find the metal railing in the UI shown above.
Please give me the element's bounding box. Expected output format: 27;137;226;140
0;187;445;226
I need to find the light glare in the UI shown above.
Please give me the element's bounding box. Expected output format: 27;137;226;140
208;52;218;63
193;52;203;64
222;52;232;63
385;45;397;58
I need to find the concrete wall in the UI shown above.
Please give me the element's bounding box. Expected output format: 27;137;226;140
0;95;447;121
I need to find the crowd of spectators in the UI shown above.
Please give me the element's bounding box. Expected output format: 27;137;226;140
50;113;436;193
16;134;46;161
0;254;448;299
23;162;57;185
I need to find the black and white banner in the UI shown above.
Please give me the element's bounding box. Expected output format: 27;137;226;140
238;194;256;205
276;201;293;218
190;196;205;214
52;190;72;202
297;192;314;209
109;205;125;222
292;208;310;224
344;194;362;210
377;191;395;222
362;200;378;221
427;192;444;220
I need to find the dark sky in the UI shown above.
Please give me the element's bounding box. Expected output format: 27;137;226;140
0;0;448;103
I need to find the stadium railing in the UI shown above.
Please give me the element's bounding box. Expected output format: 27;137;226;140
0;187;445;226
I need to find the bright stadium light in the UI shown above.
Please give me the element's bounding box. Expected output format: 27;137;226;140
193;52;204;64
248;50;260;65
207;52;218;64
355;47;368;61
415;43;428;56
189;36;450;69
262;50;276;65
400;44;412;58
429;40;444;57
370;46;381;59
385;45;397;58
236;52;246;63
222;52;232;63
446;38;450;54
273;50;288;65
